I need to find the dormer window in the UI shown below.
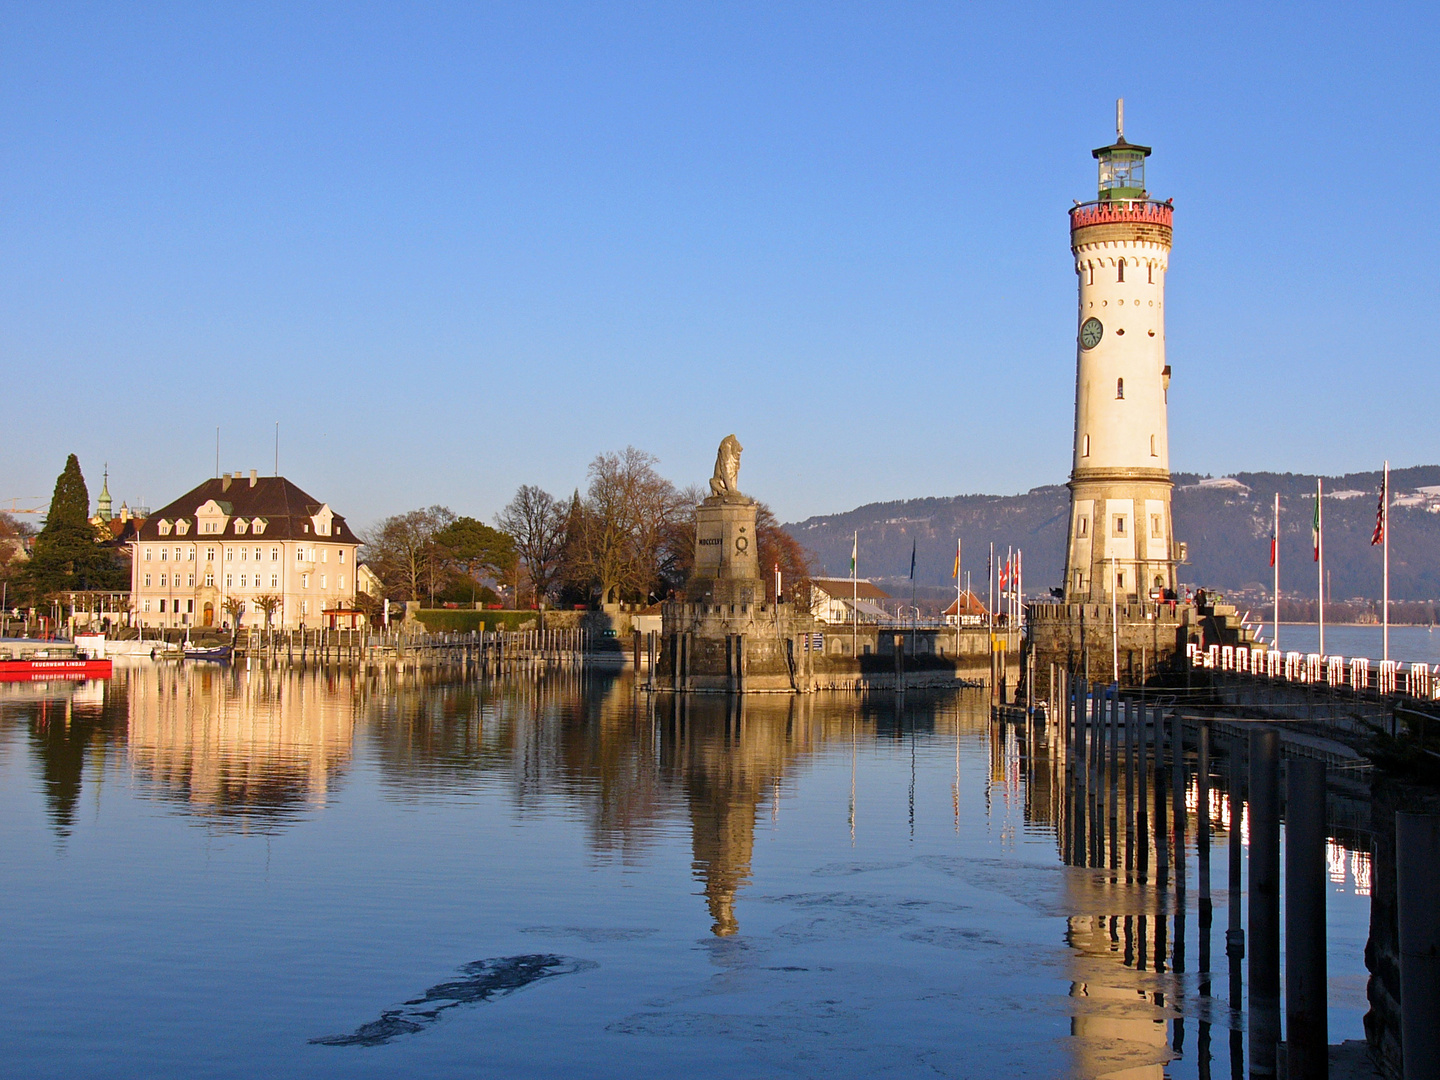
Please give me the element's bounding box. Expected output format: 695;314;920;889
158;520;172;536
252;518;267;535
234;519;248;535
176;519;190;535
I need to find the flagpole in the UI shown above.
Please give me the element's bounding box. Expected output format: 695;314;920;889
1383;460;1390;662
910;537;917;657
955;537;962;655
988;542;994;631
1317;477;1325;657
1273;491;1280;654
852;530;858;661
1110;554;1119;683
1008;547;1015;626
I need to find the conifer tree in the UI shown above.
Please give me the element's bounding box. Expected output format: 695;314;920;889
24;455;122;602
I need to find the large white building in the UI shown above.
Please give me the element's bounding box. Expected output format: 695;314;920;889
1063;105;1181;604
130;471;361;630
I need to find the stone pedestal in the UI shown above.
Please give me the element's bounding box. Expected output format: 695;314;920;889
688;495;762;605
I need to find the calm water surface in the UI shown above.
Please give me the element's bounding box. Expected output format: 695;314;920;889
0;665;1373;1079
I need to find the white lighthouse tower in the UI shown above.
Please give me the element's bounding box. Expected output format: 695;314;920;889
1063;101;1178;604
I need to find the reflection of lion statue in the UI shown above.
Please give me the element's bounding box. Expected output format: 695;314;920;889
709;434;743;497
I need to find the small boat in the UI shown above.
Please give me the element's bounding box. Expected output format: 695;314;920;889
183;645;232;662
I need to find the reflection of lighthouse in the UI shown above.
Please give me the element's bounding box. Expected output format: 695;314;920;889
1064;100;1179;604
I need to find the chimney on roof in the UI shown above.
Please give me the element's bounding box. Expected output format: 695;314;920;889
249;469;257;487
222;473;231;492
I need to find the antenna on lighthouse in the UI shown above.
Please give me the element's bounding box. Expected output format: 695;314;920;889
1116;97;1124;139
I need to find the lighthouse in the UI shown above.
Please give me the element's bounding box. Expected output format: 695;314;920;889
1063;101;1178;604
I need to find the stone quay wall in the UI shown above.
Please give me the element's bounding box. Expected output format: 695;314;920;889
657;600;1012;693
1029;601;1190;687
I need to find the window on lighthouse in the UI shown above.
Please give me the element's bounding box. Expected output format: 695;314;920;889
1082;434;1090;457
1148;263;1154;284
1117;259;1125;283
1116;378;1124;399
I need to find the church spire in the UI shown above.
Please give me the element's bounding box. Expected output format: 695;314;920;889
97;465;113;522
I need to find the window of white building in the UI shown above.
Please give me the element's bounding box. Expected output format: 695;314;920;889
144;574;151;587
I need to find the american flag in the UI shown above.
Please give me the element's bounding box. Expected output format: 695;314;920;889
1371;475;1386;546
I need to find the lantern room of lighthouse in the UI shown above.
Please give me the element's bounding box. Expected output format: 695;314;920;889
1063;101;1179;604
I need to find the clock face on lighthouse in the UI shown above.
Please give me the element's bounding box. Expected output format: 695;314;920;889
1080;317;1104;350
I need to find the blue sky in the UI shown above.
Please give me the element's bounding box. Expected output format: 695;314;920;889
4;3;1438;529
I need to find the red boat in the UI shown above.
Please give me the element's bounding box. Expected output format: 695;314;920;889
0;657;114;682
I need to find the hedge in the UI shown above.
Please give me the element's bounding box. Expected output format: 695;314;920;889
414;609;542;633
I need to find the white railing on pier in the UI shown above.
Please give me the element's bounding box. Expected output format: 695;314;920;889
1197;641;1440;702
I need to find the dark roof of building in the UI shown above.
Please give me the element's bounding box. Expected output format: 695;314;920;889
134;475;359;544
810;578;892;601
100;516;145;546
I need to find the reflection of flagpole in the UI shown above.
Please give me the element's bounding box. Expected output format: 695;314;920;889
849;711;857;845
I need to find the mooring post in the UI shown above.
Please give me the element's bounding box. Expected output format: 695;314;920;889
1285;757;1328;1080
1105;690;1118;871
1228;735;1246;1077
1123;698;1135;875
1397;812;1440;1080
1137;696;1150;879
1197;721;1212;916
1088;685;1102;866
1172;709;1186;896
1154;704;1169;885
1248;728;1282;1078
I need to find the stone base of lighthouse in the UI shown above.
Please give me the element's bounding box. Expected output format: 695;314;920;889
1064;469;1178;605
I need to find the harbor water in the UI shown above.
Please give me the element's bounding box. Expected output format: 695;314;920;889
0;665;1374;1078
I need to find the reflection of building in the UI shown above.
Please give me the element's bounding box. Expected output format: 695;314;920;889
123;665;355;823
130;472;360;629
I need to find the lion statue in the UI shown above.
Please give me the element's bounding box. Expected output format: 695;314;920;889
709;434;743;497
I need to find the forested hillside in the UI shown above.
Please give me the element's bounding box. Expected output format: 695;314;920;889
784;466;1440;602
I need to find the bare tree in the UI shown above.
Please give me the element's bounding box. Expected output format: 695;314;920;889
362;506;455;603
253;593;282;651
578;447;687;605
496;486;566;607
221;596;246;645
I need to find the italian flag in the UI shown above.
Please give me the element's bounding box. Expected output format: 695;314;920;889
850;532;857;576
1312;495;1321;562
